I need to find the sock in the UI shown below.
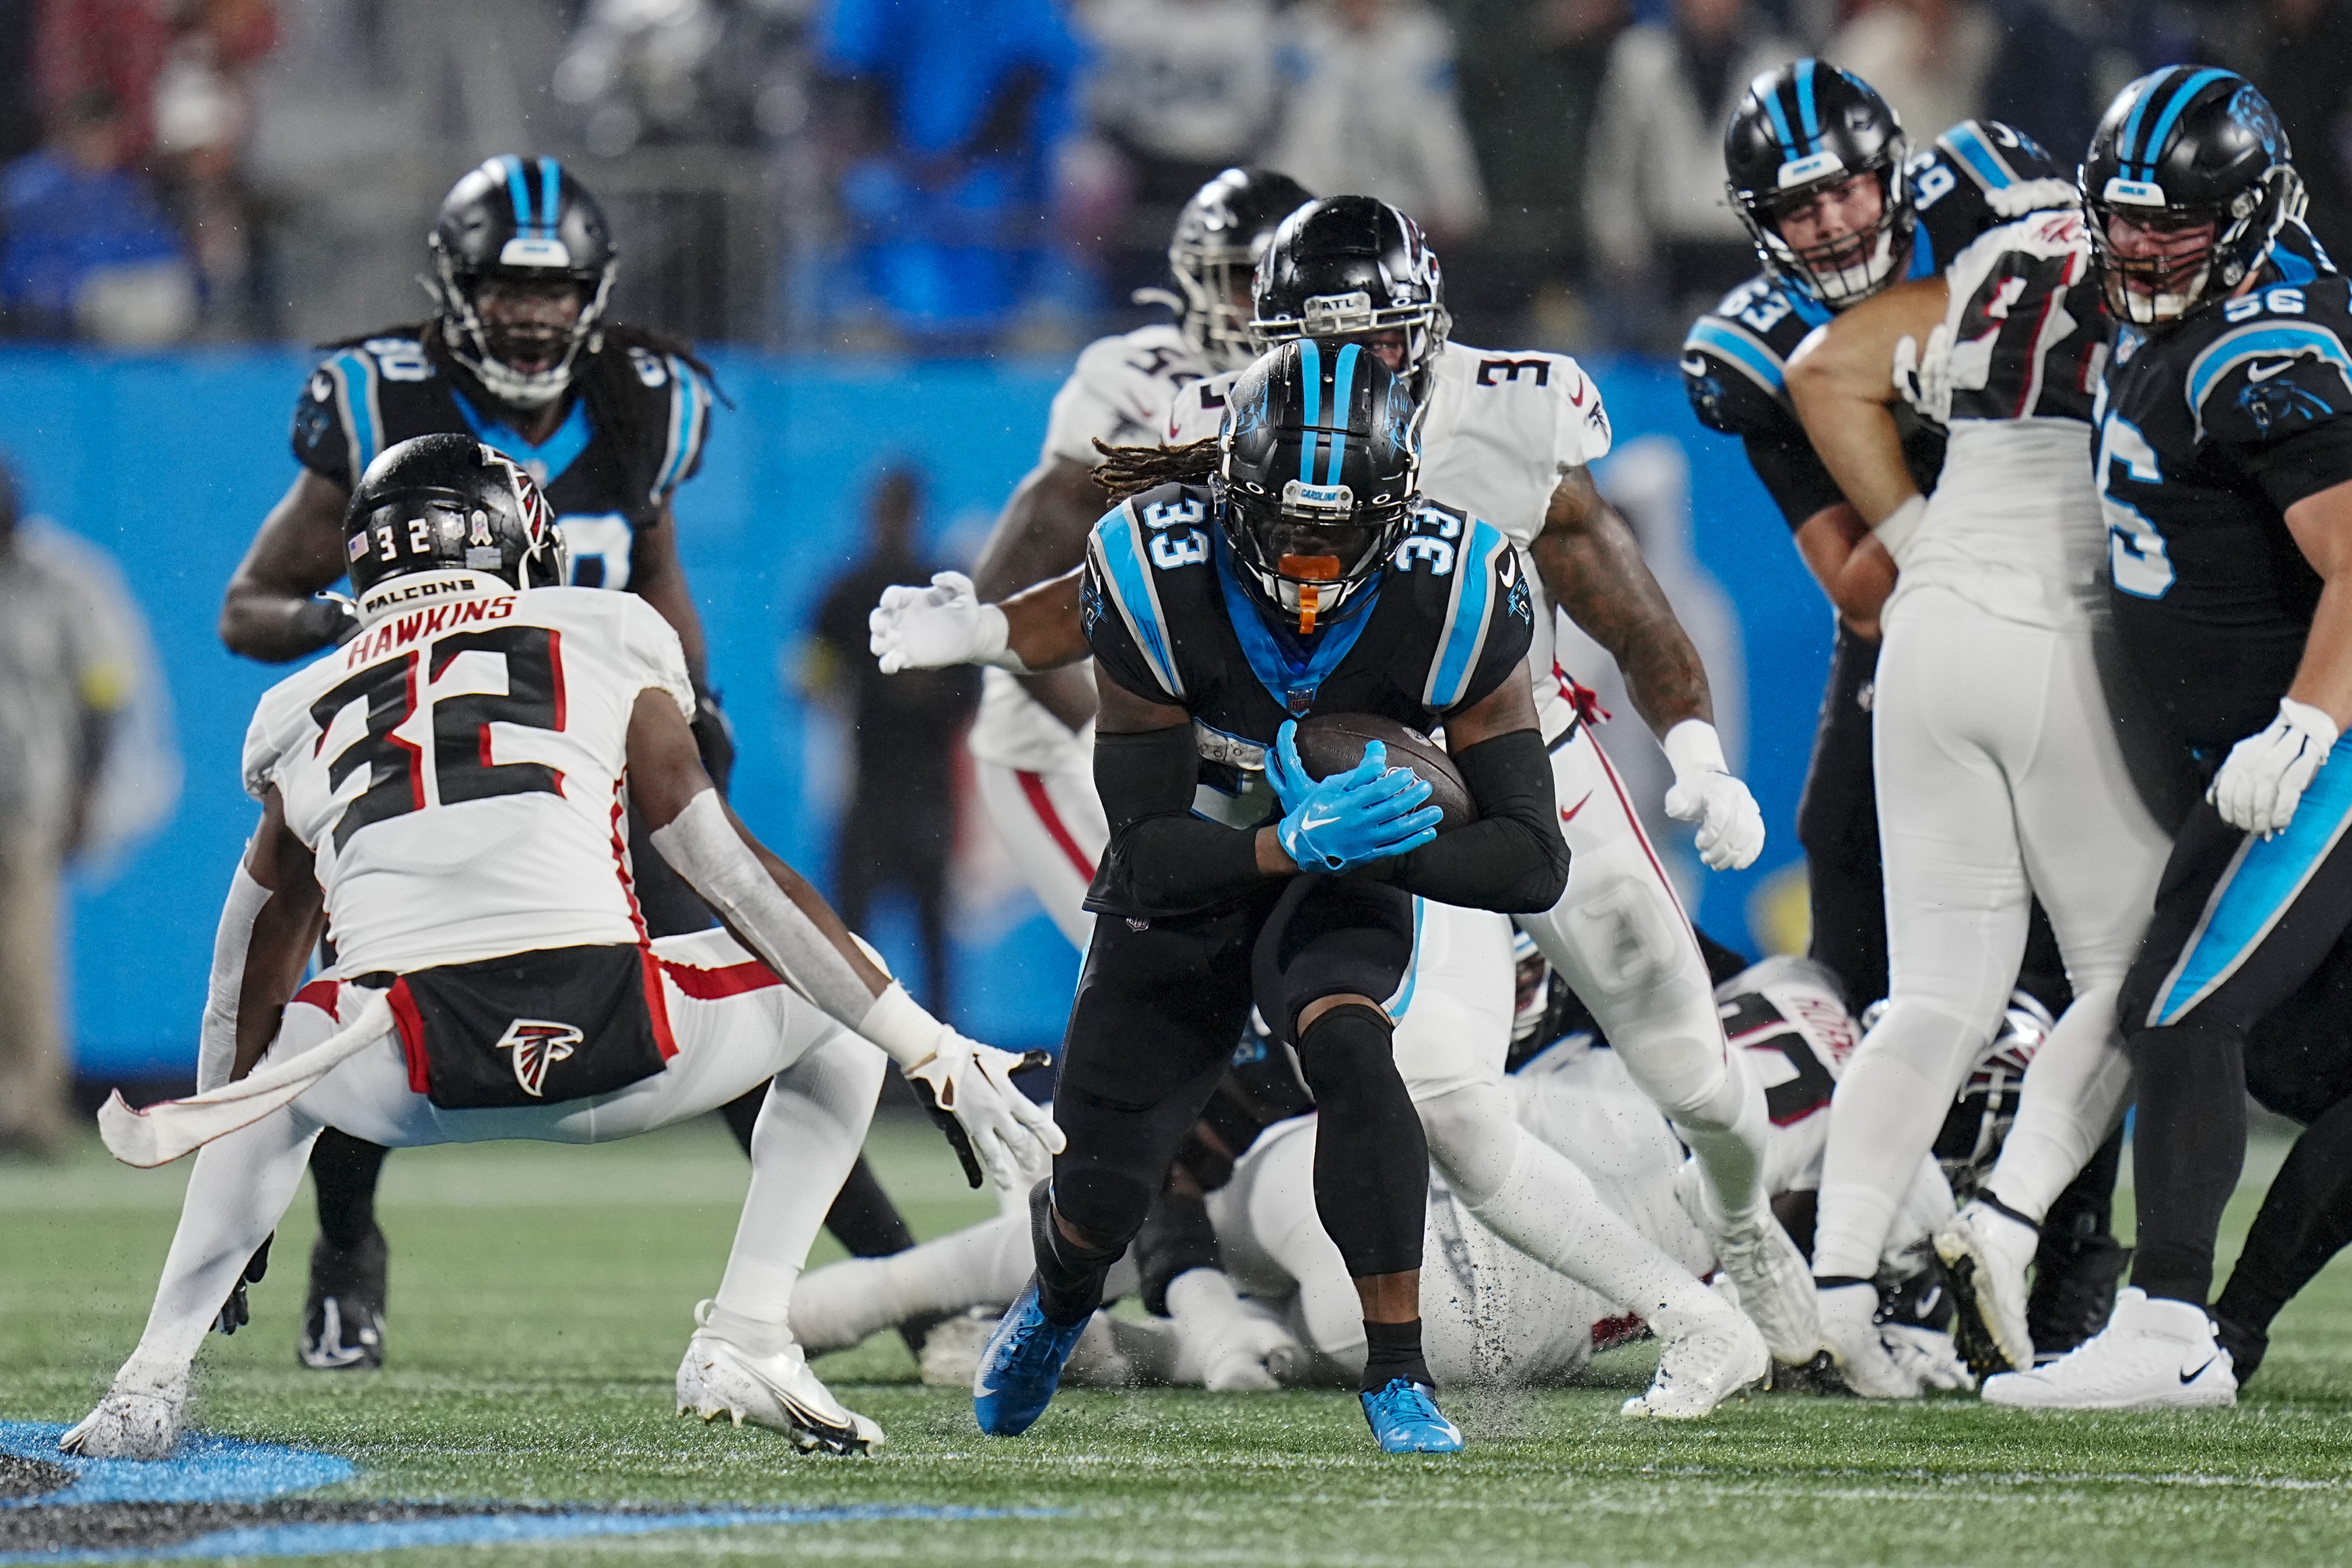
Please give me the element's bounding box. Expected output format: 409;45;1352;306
1812;1005;1981;1279
1360;1317;1431;1392
1673;1042;1772;1231
2127;1018;2248;1306
1983;984;2134;1223
309;1127;390;1251
711;1035;879;1344
1033;1180;1122;1326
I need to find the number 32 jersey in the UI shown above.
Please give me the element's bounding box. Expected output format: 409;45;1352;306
242;584;696;976
2096;223;2352;755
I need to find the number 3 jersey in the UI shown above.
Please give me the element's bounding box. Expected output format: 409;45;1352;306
1080;482;1533;840
2096;222;2352;756
1681;119;2070;529
290;330;714;592
242;582;696;976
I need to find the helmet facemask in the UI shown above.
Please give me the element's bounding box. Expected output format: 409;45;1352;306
432;251;614;409
1737;157;1911;309
1223;479;1409;634
1173;239;1266;374
2088;165;2303;327
1250;286;1449;381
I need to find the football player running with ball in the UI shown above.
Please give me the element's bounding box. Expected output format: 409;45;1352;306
970;341;1568;1453
1986;70;2352;1409
64;437;1058;1460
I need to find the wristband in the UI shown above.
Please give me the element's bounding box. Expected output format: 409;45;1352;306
974;603;1032;675
1871;494;1929;566
855;981;954;1071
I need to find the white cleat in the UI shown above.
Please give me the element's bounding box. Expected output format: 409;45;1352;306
60;1368;188;1460
1818;1280;1923;1399
1981;1288;2236;1410
1934;1200;2038;1377
1621;1304;1770;1418
675;1308;883;1455
1714;1212;1823;1364
1881;1323;1973;1392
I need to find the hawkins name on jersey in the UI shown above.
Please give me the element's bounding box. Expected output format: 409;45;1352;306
292;332;713;593
972;322;1217;776
1681;119;2071;529
2095;221;2352;755
1080;481;1531;910
243;585;696;976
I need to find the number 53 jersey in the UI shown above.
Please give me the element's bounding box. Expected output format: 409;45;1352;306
2096;226;2352;756
242;583;697;976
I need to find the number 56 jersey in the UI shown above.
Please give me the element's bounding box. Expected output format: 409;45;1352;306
242;582;696;976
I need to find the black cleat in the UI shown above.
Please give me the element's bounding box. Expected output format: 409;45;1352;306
2213;1313;2268;1387
2025;1234;2132;1363
300;1228;388;1370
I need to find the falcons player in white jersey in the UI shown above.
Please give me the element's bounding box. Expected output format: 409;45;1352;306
63;436;1059;1463
962;168;1312;945
872;199;1821;1401
793;954;2009;1396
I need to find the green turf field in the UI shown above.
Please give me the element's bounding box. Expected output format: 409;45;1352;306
7;1116;2352;1567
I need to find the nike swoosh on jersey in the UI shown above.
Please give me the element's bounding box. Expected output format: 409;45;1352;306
2249;359;2297;382
1680;355;1710;377
2180;1355;2219;1384
1561;792;1594;823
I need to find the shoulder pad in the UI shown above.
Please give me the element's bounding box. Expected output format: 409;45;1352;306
619;349;714;501
1084;487;1208;701
300;338;433;481
1913;121;2075;268
1682;288;1809;435
1166;371;1236;445
1397;511;1518;711
2185;299;2352;443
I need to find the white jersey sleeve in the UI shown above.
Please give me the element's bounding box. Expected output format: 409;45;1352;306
1041;323;1208;468
251;584;693;976
1164;369;1240;447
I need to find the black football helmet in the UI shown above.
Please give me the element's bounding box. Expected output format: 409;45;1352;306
1250;196;1449;381
345;435;568;620
1217;337;1419;633
429;155;618;408
2082;67;2302;327
1725;62;1913;308
1153;167;1316;373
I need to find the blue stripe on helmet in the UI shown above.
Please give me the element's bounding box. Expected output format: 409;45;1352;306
1795;59;1820;148
2116;72;2165;174
1763;77;1797;156
2140;67;2235;181
1298;339;1323;483
503;154;534;231
539;158;561;238
1324;342;1360;486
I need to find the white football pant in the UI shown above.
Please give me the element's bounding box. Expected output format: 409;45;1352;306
1812;588;2170;1280
973;756;1105;950
102;929;884;1393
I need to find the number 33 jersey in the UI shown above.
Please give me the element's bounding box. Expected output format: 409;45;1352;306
242;584;697;976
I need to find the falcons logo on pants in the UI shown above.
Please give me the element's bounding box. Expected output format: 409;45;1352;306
495;1019;583;1097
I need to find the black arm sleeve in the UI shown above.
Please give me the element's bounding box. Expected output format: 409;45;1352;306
1742;433;1848;530
1380;728;1568;912
1086;724;1268;919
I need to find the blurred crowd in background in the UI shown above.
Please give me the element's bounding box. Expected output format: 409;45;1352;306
1;0;2347;354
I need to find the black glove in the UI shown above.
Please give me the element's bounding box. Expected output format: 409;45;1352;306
213;1234;274;1336
691;685;737;795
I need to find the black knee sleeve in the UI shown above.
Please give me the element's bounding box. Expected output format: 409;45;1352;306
1294;1003;1427;1279
1031;1178;1125;1325
1136;1181;1220;1317
309;1127;390;1251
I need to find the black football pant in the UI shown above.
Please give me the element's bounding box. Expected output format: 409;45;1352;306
1036;876;1422;1324
2122;779;2352;1307
1799;623;1888;1010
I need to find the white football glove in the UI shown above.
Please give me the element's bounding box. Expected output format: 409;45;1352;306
1892;322;1955;425
1167;1269;1301;1391
902;1034;1065;1192
2212;697;2340;838
1661;720;1765;871
1879;1322;1973;1392
867;571;1021;675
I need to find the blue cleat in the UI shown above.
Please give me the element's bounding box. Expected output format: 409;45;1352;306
972;1278;1089;1437
1359;1378;1464;1453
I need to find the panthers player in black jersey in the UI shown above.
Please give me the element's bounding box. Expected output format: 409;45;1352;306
970;340;1566;1453
210;157;921;1373
1987;70;2352;1409
1683;63;2072;1009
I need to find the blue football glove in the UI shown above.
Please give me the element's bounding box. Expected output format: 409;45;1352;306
1270;722;1443;873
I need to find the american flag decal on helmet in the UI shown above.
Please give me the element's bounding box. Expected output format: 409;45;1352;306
495;1018;582;1097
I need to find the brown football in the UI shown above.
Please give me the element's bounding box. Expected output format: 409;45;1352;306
1292;713;1476;830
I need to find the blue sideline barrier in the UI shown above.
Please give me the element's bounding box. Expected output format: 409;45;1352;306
0;348;1825;1077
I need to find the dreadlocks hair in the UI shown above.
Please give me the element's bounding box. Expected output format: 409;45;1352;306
1091;437;1220;503
321;319;729;524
